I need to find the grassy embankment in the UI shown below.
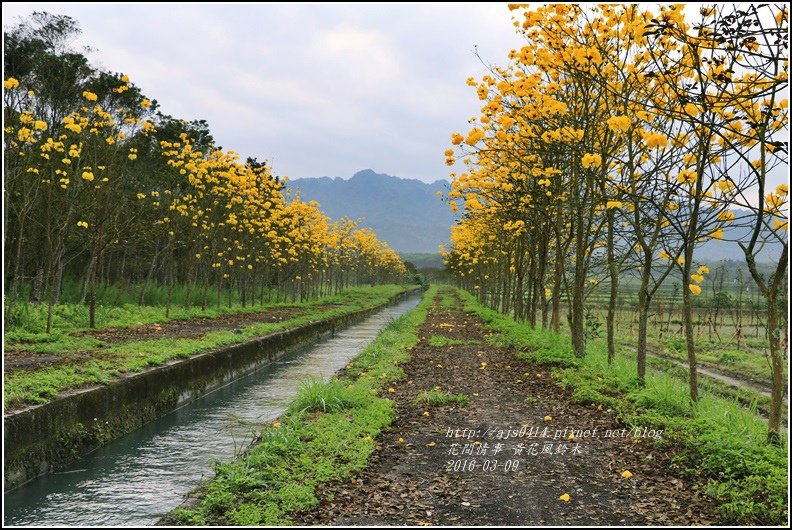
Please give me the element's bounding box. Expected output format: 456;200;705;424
4;285;413;409
171;286;437;525
459;289;787;526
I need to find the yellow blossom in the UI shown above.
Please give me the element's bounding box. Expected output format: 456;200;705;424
581;153;602;168
718;211;735;222
606;115;631;133
708;228;724;240
677;169;696;185
645;133;668;149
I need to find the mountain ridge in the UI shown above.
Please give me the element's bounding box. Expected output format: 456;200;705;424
287;169;455;253
287;169;781;261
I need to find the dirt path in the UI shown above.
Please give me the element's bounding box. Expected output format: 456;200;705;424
295;289;719;526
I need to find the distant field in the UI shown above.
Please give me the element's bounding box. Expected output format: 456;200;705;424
398;252;445;269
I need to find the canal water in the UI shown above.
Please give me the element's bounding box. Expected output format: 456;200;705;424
4;295;421;526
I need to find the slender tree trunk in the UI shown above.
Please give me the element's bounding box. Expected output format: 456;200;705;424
571;224;587;357
88;250;102;329
682;259;699;403
766;292;783;442
4;221;27;326
165;260;174;319
45;258;61;334
139;250;159;307
606;213;617;364
637;274;651;386
552;244;563;333
79;254;97;304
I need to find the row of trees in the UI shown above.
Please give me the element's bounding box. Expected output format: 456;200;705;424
4;13;406;332
442;4;788;439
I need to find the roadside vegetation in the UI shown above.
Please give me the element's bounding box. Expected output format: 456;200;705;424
459;289;787;525
169;287;436;525
4;285;413;409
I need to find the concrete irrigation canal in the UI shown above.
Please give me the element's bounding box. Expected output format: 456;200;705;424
4;295;421;526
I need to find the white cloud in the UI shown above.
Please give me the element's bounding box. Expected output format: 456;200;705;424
2;3;524;181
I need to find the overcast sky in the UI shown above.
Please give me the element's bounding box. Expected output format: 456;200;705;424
3;3;524;183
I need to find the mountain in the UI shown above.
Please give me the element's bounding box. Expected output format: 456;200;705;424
698;208;784;262
287;169;455;253
287;171;784;262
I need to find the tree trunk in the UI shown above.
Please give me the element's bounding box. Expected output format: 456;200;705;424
139;250;159;307
682;265;699;403
88;251;102;329
637;279;650;386
551;246;563;333
606;213;617;364
766;292;783;442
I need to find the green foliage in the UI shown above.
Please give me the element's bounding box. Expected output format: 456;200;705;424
414;388;469;407
584;307;602;341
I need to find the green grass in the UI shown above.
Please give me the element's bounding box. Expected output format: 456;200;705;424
289;378;373;414
5;285;412;349
437;291;458;309
458;288;787;526
651;338;778;386
171;285;438;526
426;334;474;347
414;388;469;407
4;285;414;409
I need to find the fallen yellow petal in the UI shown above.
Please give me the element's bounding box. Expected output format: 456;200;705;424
621;470;634;479
544;415;552;422
388;387;396;393
422;411;430;417
272;421;282;428
427;442;436;447
398;437;405;443
559;493;570;502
